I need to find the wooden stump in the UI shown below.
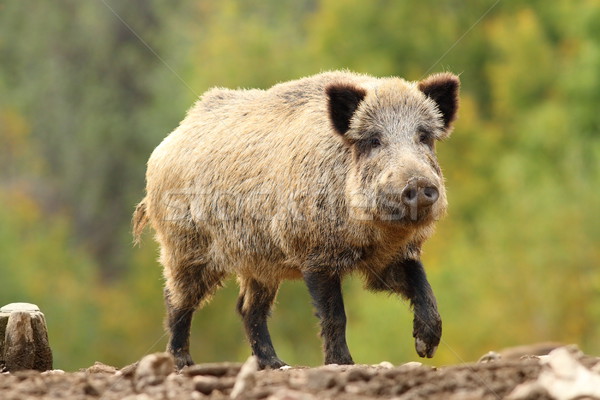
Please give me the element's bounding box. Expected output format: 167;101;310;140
0;303;53;372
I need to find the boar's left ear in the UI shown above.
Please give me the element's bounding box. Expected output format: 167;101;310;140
326;83;367;136
418;73;460;129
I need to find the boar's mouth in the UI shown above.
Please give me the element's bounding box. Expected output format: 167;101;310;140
373;176;442;224
376;201;437;225
374;190;439;225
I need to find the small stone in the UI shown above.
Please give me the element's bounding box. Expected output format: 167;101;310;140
399;361;423;370
194;375;235;394
83;380;102;396
182;362;242;377
134;353;175;391
520;355;541;361
346;368;373;382
122;394;153;400
288;370;308;389
118;361;139;377
230;356;259;399
267;388;317;400
305;369;337;391
194;375;221;394
86;361;117;374
377;361;394;369
384;362;431;380
508;346;600;400
41;369;65;375
165;372;193;398
344;382;367;394
478;351;501;363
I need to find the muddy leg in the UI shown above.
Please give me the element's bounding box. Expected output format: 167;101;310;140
404;260;442;358
237;278;286;369
164;266;225;370
303;271;353;365
366;259;441;358
164;289;194;369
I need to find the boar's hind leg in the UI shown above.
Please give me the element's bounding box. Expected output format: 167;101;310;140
237;278;286;369
303;271;354;365
367;259;442;358
164;266;225;370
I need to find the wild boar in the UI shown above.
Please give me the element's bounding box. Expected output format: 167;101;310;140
133;70;459;369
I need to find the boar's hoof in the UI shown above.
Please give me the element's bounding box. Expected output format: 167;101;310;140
415;338;438;358
325;354;354;366
257;356;287;370
173;352;194;371
413;315;442;358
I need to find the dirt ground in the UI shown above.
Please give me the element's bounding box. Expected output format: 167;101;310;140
1;346;599;400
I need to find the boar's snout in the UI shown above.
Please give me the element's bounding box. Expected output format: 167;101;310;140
401;177;439;208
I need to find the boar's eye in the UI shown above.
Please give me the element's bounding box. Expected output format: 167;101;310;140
368;137;381;149
418;130;434;148
355;136;382;156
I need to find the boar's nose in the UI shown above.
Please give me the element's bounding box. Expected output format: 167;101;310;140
401;178;439;208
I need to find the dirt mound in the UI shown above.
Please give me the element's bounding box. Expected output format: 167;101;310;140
1;347;598;400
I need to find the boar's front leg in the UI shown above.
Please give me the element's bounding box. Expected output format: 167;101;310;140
303;271;354;365
367;259;442;358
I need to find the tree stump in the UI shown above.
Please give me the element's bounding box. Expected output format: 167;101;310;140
0;303;53;372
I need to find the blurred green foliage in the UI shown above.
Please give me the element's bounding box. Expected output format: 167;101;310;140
0;0;598;370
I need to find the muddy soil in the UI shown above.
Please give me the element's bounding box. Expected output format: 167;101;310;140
1;348;599;400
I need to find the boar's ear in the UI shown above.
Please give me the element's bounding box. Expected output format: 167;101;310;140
326;83;367;136
418;73;460;129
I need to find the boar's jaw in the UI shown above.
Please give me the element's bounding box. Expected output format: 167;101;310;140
375;198;439;225
346;189;442;226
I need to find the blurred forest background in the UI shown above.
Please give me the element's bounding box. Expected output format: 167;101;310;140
0;0;599;371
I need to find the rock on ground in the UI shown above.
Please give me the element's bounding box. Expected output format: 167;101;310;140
0;347;598;400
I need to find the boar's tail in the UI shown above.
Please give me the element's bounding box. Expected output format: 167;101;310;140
132;198;149;245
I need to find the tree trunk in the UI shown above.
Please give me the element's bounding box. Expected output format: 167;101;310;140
0;303;53;372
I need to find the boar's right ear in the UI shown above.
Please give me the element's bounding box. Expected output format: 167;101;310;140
418;73;460;129
326;83;367;136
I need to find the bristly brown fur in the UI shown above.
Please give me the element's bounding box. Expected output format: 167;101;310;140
132;198;148;245
134;70;459;368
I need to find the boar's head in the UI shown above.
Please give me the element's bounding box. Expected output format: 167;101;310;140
327;73;459;226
